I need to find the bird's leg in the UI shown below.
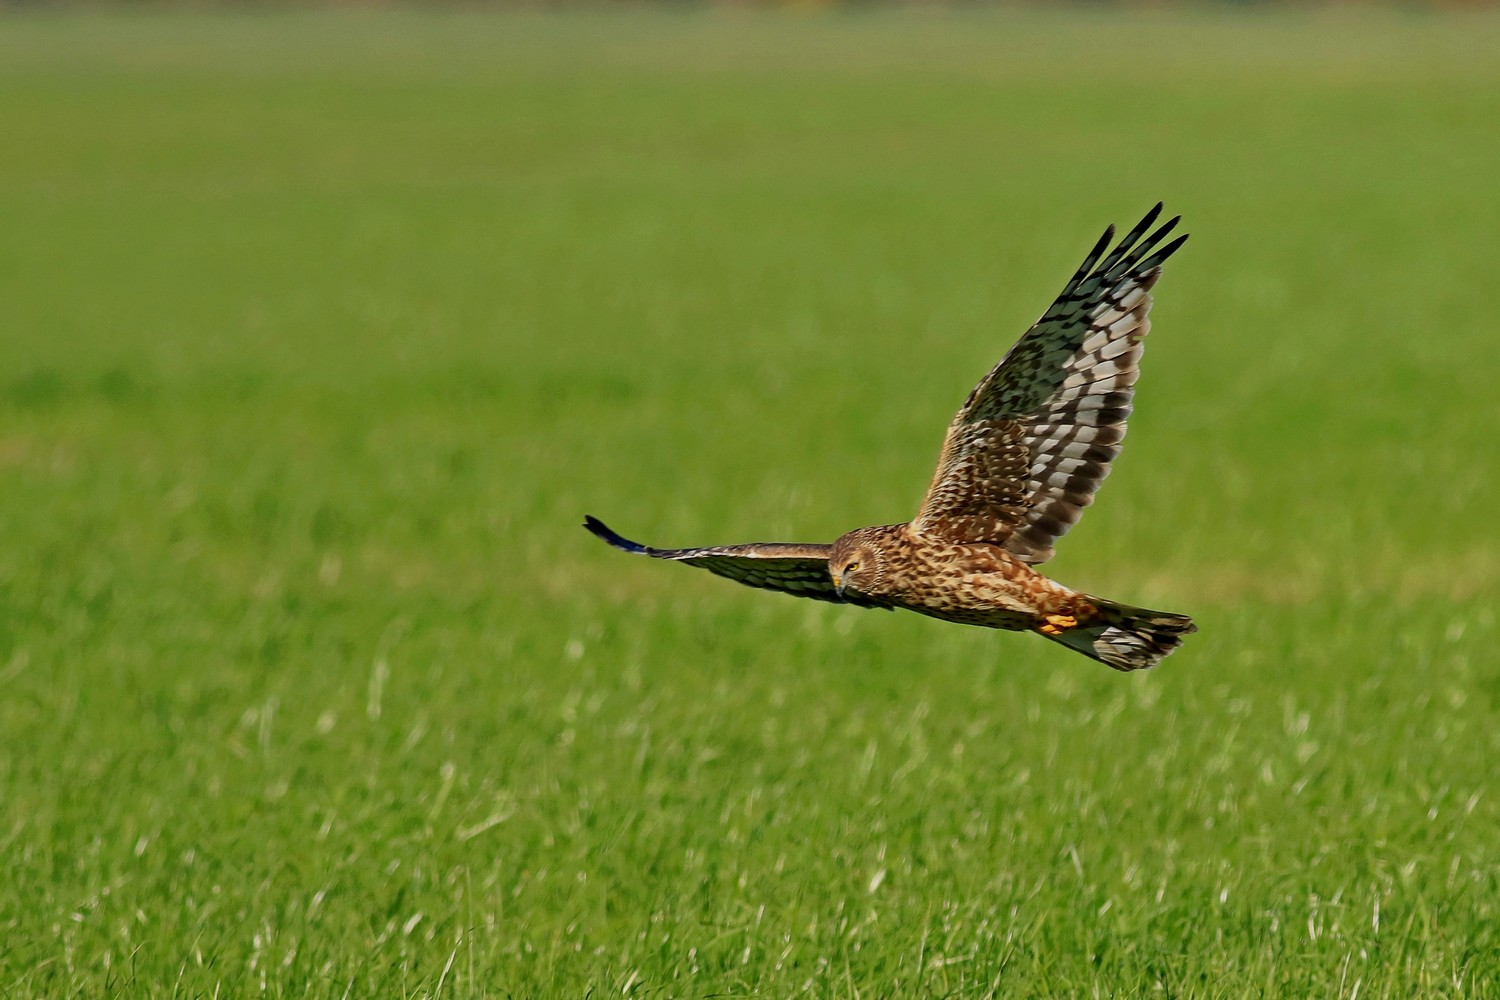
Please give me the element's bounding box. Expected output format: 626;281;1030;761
1038;613;1078;636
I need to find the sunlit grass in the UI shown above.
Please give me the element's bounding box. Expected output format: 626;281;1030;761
1;8;1498;996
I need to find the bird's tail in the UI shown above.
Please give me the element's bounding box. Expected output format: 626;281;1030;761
1042;598;1197;672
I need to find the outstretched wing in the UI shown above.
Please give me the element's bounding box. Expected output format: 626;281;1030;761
584;516;886;608
911;204;1188;563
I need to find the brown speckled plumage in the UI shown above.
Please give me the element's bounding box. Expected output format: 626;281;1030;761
586;205;1197;671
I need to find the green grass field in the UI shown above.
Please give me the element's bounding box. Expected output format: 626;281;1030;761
3;8;1499;996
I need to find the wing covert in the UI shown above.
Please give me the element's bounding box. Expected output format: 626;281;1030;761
911;205;1188;563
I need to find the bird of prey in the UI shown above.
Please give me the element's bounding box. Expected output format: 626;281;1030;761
585;205;1196;671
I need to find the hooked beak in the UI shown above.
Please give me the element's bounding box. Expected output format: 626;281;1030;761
833;567;848;599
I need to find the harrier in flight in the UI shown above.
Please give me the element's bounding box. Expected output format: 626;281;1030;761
586;205;1196;671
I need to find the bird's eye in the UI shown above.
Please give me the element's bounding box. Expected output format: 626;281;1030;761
845;562;859;574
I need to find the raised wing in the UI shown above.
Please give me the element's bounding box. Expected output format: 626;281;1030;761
911;204;1188;563
584;516;887;608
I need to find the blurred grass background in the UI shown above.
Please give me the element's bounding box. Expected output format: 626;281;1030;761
1;7;1498;997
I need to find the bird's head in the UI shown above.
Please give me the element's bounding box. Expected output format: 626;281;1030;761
829;528;888;600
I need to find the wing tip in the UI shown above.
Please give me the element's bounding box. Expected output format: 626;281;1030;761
1138;201;1165;232
1140;231;1190;272
583;515;648;555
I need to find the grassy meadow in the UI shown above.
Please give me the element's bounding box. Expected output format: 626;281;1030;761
2;8;1499;996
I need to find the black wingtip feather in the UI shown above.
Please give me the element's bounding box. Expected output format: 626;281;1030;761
1073;224;1116;283
1138;201;1166;234
1109;214;1179;277
1139;232;1190;272
583;515;649;555
1096;203;1164;274
1071;206;1186;292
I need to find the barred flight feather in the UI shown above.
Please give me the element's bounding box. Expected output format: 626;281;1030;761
912;204;1187;565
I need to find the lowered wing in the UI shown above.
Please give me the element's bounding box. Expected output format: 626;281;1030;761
585;516;888;608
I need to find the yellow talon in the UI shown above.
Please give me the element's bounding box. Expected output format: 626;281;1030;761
1039;613;1078;636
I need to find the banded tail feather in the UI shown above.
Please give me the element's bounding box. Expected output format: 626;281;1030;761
1042;598;1197;672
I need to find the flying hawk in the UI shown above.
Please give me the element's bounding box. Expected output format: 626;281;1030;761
586;205;1196;671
